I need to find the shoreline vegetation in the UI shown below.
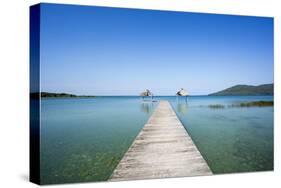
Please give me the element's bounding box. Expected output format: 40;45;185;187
31;92;96;98
31;92;274;105
208;101;273;109
32;83;273;98
32;92;273;108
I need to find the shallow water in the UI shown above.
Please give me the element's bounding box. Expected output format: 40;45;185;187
40;96;273;184
169;96;273;174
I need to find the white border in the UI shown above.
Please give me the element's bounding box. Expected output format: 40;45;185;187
0;0;280;188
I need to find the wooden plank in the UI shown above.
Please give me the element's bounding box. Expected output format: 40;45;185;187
109;100;212;181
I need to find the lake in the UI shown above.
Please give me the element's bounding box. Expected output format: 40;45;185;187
40;96;273;184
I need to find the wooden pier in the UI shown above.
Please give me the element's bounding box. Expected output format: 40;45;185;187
109;100;212;181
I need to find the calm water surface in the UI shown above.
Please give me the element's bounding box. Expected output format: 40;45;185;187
40;96;273;184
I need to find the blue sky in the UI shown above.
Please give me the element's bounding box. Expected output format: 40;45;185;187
40;3;273;95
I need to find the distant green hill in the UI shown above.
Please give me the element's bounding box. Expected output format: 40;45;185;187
30;92;95;98
209;84;273;96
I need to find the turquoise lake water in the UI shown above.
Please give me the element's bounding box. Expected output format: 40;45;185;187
40;96;273;184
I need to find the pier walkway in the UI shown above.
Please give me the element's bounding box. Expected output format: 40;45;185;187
109;100;212;181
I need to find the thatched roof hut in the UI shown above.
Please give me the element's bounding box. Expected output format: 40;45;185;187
140;89;153;97
176;88;188;96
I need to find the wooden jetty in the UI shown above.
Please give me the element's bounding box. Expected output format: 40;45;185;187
109;100;212;181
